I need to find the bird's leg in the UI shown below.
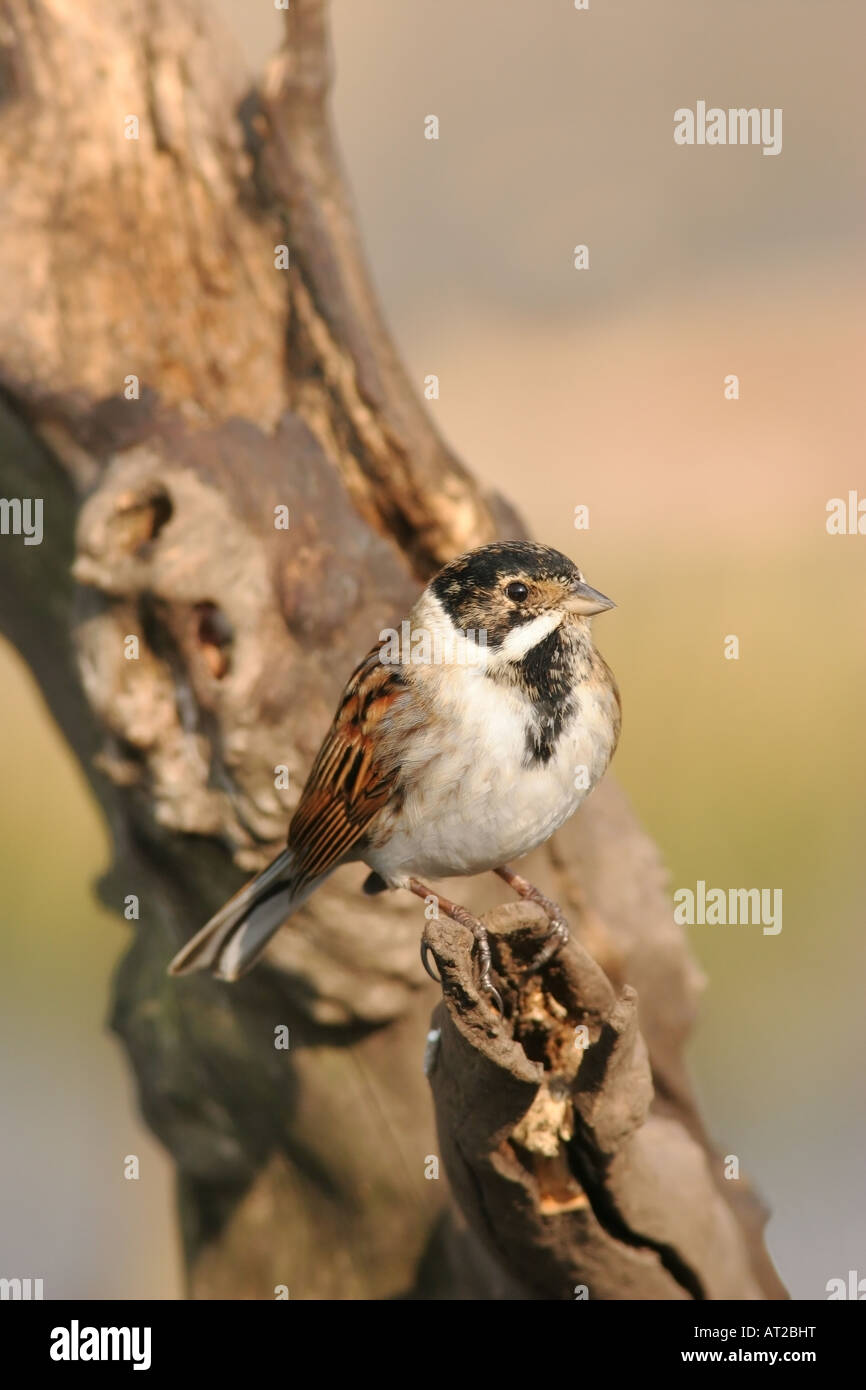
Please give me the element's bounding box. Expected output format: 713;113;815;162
406;877;503;1014
494;865;570;972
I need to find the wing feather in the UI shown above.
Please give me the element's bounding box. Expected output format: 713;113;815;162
288;648;409;886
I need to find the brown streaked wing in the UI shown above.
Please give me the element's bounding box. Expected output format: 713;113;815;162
288;647;409;886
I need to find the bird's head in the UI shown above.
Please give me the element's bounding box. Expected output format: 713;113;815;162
424;540;615;664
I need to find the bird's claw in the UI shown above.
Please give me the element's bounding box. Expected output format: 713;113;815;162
480;973;504;1016
472;925;505;1015
422;927;504;1015
523;917;569;973
420;936;443;984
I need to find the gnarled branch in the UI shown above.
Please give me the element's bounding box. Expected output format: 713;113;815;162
0;0;785;1299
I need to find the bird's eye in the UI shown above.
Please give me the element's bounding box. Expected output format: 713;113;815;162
505;581;529;602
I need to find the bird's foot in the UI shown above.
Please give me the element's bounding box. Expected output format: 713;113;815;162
494;865;570;972
523;915;569;972
468;917;504;1015
409;878;504;1015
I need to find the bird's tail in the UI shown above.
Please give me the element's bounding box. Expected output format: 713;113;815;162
168;847;314;981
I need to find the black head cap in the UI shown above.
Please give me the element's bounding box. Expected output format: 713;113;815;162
429;541;583;644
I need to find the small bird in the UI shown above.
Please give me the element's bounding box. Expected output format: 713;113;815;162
169;541;620;1011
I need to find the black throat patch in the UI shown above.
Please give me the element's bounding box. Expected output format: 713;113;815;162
510;626;583;767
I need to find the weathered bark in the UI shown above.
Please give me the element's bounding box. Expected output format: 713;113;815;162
0;0;785;1299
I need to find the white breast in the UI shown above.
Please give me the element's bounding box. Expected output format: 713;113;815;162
367;662;616;885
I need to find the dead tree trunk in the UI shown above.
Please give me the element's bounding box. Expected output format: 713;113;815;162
0;0;786;1299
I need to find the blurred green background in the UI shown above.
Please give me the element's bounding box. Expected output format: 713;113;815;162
2;0;863;1299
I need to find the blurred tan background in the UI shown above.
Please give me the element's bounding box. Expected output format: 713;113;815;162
2;0;864;1299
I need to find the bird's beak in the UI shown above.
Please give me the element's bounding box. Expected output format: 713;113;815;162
564;579;616;616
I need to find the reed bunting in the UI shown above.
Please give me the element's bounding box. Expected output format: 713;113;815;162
169;541;620;1012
